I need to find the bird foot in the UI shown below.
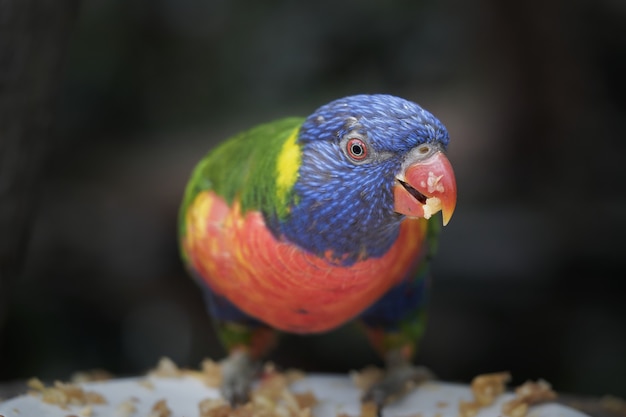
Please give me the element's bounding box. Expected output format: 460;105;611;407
219;350;260;406
362;365;434;415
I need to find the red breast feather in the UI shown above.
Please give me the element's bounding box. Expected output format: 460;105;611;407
183;190;427;333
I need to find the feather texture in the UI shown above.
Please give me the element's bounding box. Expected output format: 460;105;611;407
179;93;453;343
182;190;428;333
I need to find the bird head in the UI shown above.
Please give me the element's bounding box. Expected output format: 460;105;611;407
281;94;456;262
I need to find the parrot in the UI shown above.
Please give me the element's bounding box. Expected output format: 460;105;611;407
179;94;457;411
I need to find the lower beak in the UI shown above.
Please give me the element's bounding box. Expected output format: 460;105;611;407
393;151;457;225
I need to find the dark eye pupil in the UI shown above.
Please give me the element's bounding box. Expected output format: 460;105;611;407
346;138;368;161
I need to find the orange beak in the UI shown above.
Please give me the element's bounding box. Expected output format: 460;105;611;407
393;151;457;225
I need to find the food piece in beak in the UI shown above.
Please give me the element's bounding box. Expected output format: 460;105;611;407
393;151;457;225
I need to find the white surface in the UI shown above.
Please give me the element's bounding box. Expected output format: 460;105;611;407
0;374;589;417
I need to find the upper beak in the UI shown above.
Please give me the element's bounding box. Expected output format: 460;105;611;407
393;150;457;225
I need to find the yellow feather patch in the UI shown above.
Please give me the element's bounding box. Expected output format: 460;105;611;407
185;191;213;243
275;127;301;215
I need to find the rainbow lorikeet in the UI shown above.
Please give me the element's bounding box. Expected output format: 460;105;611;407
179;94;457;409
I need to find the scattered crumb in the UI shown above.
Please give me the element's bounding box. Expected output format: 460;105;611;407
199;399;313;417
78;405;93;417
149;357;182;378
504;379;557;416
471;372;511;406
457;371;511;417
27;378;106;408
71;369;113;384
457;372;558;417
19;357;565;417
360;401;378;417
283;368;307;385
27;378;45;391
149;356;226;388
350;366;384;391
115;399;138;417
137;378;155;390
253;371;289;402
502;398;529;417
293;391;317;409
148;399;171;417
198;403;232;417
600;395;626;416
195;364;317;417
198;397;227;417
514;380;557;403
501;379;557;417
197;358;223;388
458;399;482;417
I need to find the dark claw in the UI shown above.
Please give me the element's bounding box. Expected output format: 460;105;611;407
225;384;250;407
362;389;384;408
362;365;434;414
362;389;385;417
220;351;259;407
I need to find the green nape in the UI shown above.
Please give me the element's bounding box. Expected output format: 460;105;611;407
179;117;305;238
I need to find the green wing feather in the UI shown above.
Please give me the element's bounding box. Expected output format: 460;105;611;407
179;117;304;241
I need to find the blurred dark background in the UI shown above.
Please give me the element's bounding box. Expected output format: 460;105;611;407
1;0;625;399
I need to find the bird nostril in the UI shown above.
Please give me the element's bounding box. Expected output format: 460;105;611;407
418;146;430;154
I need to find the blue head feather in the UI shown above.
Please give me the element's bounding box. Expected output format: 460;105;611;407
275;94;449;264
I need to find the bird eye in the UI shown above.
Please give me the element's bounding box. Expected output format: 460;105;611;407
346;138;368;161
